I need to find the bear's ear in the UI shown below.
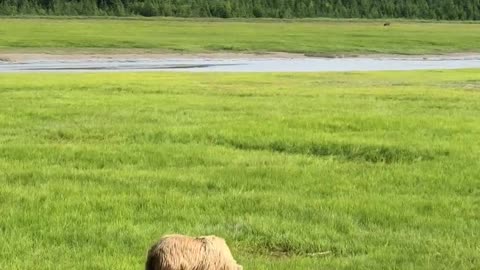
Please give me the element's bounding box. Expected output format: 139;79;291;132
203;235;218;241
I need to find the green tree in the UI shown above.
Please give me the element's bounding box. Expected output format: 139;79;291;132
0;0;478;20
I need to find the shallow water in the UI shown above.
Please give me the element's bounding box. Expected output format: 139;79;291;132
1;56;480;72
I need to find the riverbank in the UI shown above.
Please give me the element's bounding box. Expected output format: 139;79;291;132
2;52;480;63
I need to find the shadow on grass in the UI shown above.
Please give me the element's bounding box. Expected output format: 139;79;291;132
211;138;443;163
131;131;447;164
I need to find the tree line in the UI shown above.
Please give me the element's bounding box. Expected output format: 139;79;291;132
1;0;479;20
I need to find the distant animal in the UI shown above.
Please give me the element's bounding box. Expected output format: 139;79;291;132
384;22;391;26
146;234;242;270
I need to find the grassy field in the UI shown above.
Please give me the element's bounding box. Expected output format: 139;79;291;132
1;18;480;55
0;70;479;269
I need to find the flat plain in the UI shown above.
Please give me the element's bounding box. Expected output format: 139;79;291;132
0;70;479;269
1;18;480;55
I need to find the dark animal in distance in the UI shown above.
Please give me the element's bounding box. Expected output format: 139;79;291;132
384;22;391;26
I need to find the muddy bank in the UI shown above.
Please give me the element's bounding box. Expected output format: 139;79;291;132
2;52;480;63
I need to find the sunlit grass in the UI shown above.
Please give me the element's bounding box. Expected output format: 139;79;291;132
0;70;479;269
1;18;480;55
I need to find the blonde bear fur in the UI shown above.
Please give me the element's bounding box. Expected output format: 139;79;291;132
146;234;242;270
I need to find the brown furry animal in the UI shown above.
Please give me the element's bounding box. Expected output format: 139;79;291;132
146;234;242;270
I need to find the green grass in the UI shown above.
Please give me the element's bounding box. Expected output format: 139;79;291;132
0;70;479;269
1;18;480;55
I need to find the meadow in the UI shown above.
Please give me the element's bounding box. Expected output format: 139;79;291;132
1;18;480;55
0;70;479;269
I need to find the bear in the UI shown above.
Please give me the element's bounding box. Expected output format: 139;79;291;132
146;234;242;270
